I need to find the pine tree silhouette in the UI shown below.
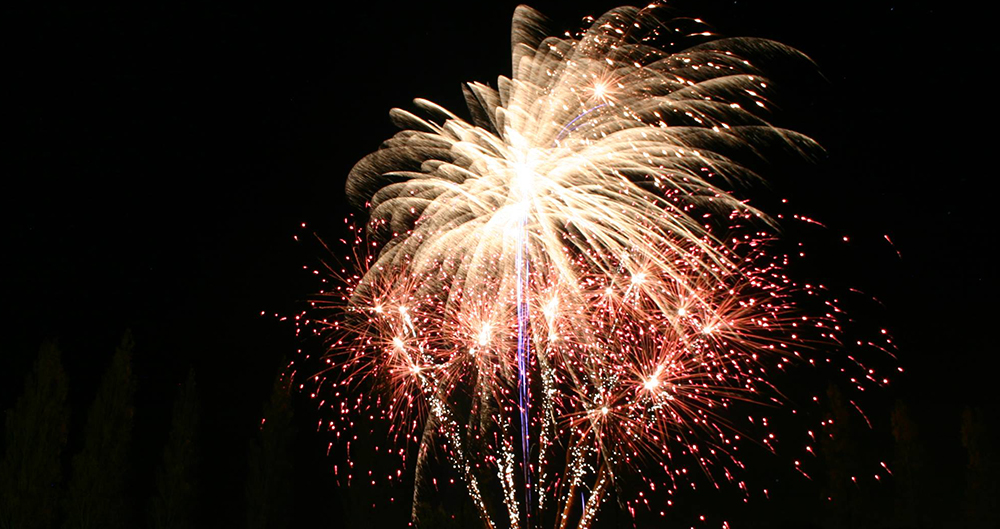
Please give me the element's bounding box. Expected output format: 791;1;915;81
890;399;930;528
960;406;999;528
150;368;200;529
820;383;862;528
63;332;137;529
246;366;295;529
0;341;69;529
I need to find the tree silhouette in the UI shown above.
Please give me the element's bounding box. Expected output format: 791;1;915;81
0;341;70;529
820;383;863;528
960;406;998;528
149;368;200;529
889;399;930;528
63;331;137;529
246;367;295;529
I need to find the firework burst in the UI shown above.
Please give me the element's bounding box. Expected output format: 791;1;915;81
302;5;891;528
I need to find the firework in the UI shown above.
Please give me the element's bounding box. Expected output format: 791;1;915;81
307;5;888;528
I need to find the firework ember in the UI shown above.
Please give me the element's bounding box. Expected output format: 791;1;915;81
304;5;891;528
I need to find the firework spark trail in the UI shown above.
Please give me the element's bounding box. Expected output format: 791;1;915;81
515;212;532;524
510;105;538;527
308;5;893;528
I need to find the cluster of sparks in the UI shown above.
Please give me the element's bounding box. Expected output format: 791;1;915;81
296;5;894;528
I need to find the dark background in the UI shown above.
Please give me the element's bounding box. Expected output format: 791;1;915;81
1;0;992;527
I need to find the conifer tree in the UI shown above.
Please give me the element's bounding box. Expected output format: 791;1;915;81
820;383;862;528
63;332;137;529
246;367;295;529
149;368;200;529
0;341;69;529
890;399;929;528
960;406;998;528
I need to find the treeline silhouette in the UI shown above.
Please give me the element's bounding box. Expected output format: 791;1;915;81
2;335;997;528
0;334;301;529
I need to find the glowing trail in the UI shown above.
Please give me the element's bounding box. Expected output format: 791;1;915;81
516;213;531;525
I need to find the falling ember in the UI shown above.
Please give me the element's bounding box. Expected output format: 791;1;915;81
304;5;893;529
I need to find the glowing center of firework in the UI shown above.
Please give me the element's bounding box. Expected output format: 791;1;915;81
510;160;541;214
508;132;543;201
513;161;535;193
392;337;404;350
631;272;647;285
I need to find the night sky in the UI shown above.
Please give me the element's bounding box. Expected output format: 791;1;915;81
1;0;992;526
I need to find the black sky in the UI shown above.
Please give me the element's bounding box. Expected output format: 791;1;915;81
1;0;992;525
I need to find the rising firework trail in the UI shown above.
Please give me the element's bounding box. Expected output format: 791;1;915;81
305;4;893;528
